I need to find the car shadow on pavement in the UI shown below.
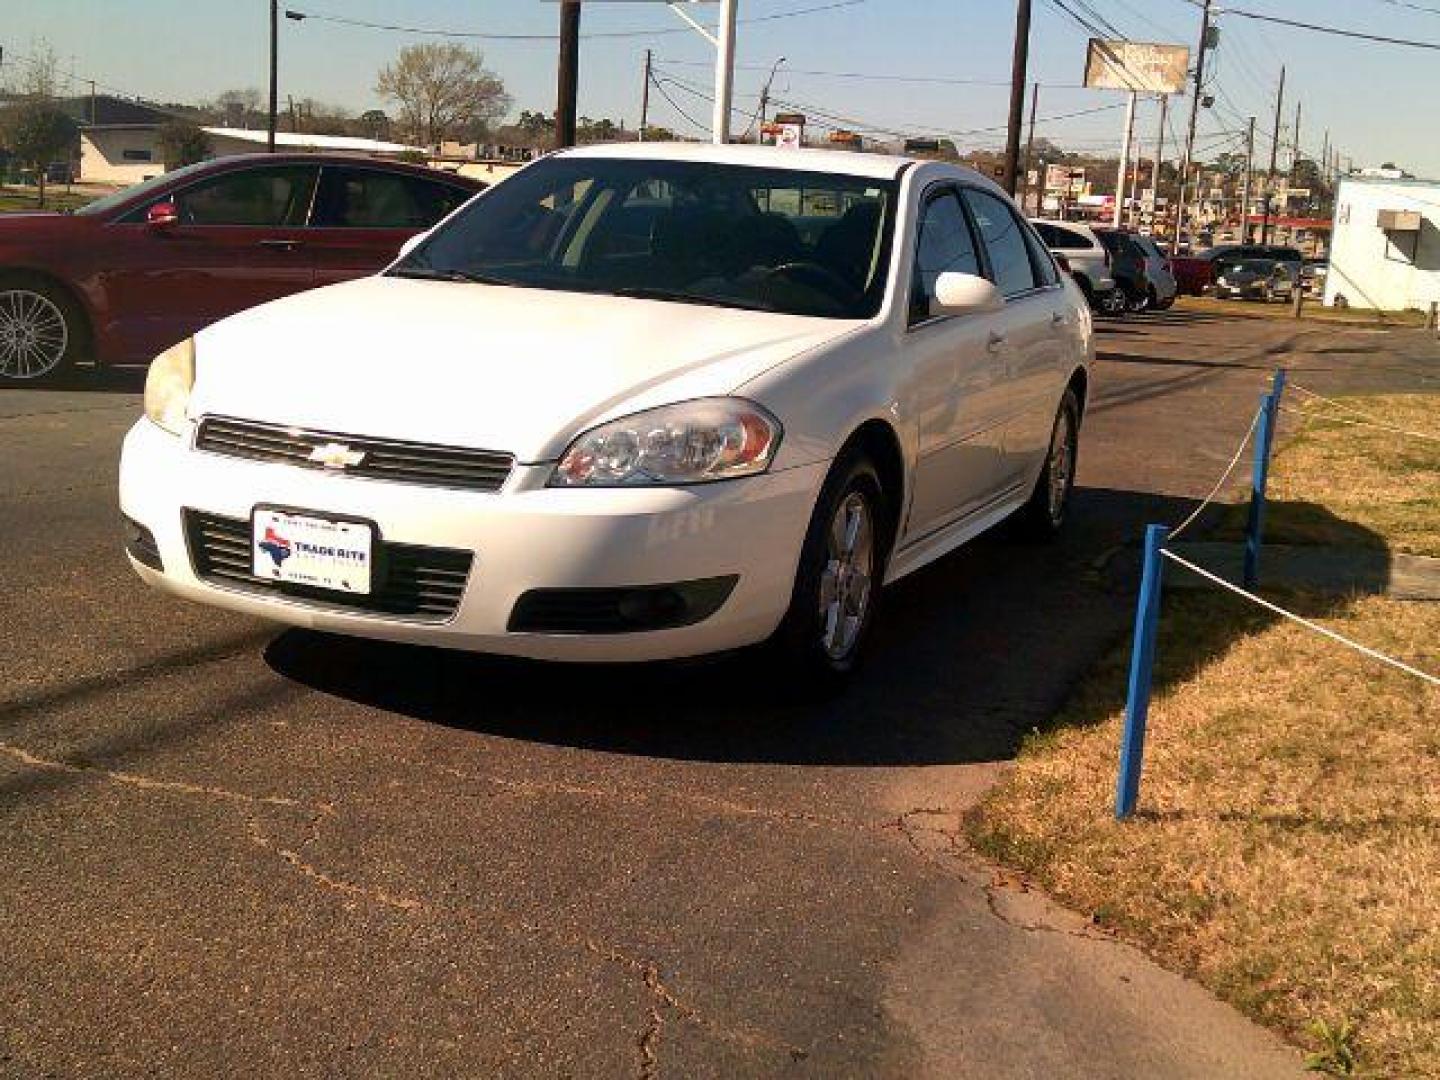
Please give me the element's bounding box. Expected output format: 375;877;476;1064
261;486;1333;769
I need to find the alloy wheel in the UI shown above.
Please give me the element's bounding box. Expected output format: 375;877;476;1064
817;491;875;661
0;289;69;380
1047;407;1077;524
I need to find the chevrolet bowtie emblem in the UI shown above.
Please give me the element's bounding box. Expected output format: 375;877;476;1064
308;442;367;469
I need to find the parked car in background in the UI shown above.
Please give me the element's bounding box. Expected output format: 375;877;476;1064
1301;257;1329;296
1031;218;1124;315
0;153;483;382
120;142;1094;685
1169;252;1215;296
1214;258;1297;302
1206;243;1303;269
1093;228;1178;312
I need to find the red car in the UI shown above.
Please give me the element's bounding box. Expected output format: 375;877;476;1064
0;153;484;382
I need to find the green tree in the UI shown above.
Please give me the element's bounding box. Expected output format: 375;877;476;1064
157;120;213;169
1;102;77;208
375;43;511;147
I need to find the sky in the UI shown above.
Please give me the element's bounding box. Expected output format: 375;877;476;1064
5;0;1439;177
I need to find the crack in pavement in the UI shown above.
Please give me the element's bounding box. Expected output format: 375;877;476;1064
0;742;309;809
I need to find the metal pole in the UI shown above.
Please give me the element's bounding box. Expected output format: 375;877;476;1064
1003;0;1032;196
712;0;738;144
1021;82;1039;213
556;0;581;149
1262;65;1285;245
1243;369;1287;589
755;56;785;145
1241;116;1255;244
638;49;651;141
267;0;278;153
1174;0;1213;248
1150;94;1167;225
1114;90;1137;229
1116;523;1169;820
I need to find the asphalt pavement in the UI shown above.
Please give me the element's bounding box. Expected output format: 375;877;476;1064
3;308;1435;1078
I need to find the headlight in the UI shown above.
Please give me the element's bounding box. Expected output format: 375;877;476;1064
143;337;195;436
550;398;781;487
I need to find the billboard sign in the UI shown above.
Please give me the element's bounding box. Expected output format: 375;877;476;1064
1083;40;1189;95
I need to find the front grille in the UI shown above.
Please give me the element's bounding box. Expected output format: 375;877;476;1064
184;509;472;622
195;416;513;493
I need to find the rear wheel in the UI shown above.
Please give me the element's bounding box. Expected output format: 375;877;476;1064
767;452;891;690
0;277;84;383
1014;389;1080;539
1124;286;1150;314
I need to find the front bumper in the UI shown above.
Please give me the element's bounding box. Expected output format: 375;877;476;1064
119;419;827;661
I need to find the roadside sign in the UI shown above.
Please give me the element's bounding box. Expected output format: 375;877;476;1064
1083;40;1189;94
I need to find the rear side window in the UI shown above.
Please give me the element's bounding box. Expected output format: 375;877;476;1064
910;190;981;323
963;188;1037;297
313;168;471;228
1035;222;1092;251
174;166;317;227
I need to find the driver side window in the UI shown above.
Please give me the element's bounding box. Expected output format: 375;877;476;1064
910;190;980;325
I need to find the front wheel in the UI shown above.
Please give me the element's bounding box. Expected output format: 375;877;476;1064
0;278;84;383
1014;389;1081;539
767;453;891;690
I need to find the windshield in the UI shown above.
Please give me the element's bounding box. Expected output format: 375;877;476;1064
392;156;898;319
72;160;216;217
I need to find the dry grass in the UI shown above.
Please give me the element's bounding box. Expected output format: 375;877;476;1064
0;188;95;214
1258;394;1440;559
1178;295;1430;328
972;395;1440;1076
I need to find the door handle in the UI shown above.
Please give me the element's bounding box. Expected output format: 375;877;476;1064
258;238;302;251
987;331;1007;351
1051;311;1066;326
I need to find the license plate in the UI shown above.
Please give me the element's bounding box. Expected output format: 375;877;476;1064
252;508;374;595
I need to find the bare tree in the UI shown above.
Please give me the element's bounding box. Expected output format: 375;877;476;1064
375;44;510;147
7;41;63;99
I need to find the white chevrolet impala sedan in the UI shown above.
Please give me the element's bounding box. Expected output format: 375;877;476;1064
120;143;1093;683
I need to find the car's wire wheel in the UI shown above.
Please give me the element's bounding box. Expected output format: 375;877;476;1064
818;490;875;662
0;288;70;380
1046;404;1078;526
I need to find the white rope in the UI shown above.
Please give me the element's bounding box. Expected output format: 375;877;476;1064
1284;384;1440;443
1159;549;1440;687
1169;405;1264;540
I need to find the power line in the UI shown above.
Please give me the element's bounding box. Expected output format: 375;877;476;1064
1218;8;1440;50
282;1;864;42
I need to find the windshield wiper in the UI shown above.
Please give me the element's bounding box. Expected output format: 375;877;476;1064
608;287;773;312
388;265;517;286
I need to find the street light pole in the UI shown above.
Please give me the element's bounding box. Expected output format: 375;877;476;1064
712;0;738;144
1241;115;1256;243
639;49;652;141
1003;0;1032;196
756;55;785;145
267;0;278;152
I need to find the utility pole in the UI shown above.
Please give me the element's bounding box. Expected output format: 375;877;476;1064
1261;65;1285;244
88;79;97;124
1291;100;1302;179
711;0;738;143
1021;82;1040;213
755;56;785;145
1114;90;1137;228
267;0;278;152
638;49;651;142
1003;0;1032;196
1174;0;1213;248
1149;94;1167;226
1240;115;1256;243
555;0;581;148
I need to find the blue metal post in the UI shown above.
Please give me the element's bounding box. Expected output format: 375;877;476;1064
1243;368;1287;589
1116;524;1168;820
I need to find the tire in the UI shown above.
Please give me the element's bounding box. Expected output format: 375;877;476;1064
1014;389;1081;540
0;276;86;383
767;452;893;691
1124;287;1150;314
1154;294;1175;311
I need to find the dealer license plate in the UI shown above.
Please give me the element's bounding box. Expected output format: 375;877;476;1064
252;508;374;594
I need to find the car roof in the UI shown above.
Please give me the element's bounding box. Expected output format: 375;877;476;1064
201;152;482;184
556;141;915;181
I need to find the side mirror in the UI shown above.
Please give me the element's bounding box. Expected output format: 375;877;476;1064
146;201;179;229
931;271;1005;317
398;230;431;260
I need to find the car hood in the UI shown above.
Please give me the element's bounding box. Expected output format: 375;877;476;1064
188;275;861;462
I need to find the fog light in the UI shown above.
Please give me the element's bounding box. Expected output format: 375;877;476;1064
122;514;163;571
